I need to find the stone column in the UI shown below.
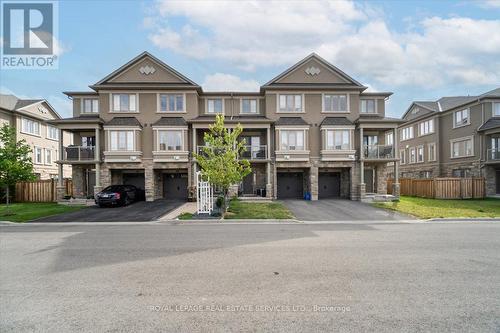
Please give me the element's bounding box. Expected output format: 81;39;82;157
310;165;318;200
145;165;155;202
392;128;400;199
266;162;272;198
359;127;365;199
56;130;65;200
93;128;102;196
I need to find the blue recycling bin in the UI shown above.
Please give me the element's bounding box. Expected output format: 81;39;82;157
304;192;311;200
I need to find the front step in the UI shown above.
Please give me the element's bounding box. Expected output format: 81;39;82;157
238;196;272;202
58;198;96;206
362;194;397;203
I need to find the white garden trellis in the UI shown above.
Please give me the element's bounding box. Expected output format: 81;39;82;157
196;171;213;214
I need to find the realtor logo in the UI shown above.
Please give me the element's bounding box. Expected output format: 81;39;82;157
1;1;58;69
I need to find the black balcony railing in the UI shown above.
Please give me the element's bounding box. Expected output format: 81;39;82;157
363;145;394;159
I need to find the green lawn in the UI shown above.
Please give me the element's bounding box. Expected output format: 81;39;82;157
225;200;294;219
0;203;86;222
374;196;500;219
177;212;194;220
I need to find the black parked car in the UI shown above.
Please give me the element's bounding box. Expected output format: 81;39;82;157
95;185;138;207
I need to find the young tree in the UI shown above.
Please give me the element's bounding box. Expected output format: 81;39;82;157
0;125;36;214
194;114;251;212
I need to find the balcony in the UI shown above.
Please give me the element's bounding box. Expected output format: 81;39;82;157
63;146;97;162
487;148;500;162
363;145;394;160
196;145;267;160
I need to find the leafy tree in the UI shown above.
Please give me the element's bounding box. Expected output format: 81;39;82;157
194;115;251;212
0;125;36;214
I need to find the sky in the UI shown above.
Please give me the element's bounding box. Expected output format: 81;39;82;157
1;0;500;118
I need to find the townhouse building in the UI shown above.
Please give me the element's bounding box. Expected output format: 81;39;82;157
398;88;500;196
0;94;72;179
52;52;402;201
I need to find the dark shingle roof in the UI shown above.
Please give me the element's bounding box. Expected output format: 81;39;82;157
49;115;103;124
105;117;142;127
275;117;308;126
414;101;439;112
14;99;43;109
188;116;273;123
437;96;477;111
153;117;187;127
478;117;500;131
320;117;353;126
480;87;500;98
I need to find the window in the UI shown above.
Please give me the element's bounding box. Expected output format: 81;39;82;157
279;94;302;112
385;132;394;146
34;147;42;164
451;137;473;157
326;130;350;150
45;149;52;164
360;99;376;113
419;119;434;136
280;130;305;150
159;94;184;112
82;136;95;147
241;99;258;114
428;143;436;161
323;94;348;112
419;171;432;179
494;102;500;116
22;118;40;135
47;125;59;140
110;131;134;151
454;109;469;127
207;99;223;114
409;147;416;163
452;169;471;178
112;94;136;112
82;98;99;113
400;149;406;164
400;126;414;141
158;130;183;151
417;146;424;163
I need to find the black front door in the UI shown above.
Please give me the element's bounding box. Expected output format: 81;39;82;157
277;172;303;199
496;170;500;195
365;168;374;193
242;172;254;195
163;173;188;200
319;172;341;198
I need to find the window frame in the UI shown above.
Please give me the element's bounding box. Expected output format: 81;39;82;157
279;129;307;151
157;130;184;151
453;108;470;128
418;118;435;136
428;142;437;162
44;148;52;165
21;117;41;136
46;125;59;141
417;145;424;163
206;98;224;114
322;93;349;113
82;98;99;114
399;149;406;164
409;147;416;164
34;146;43;164
240;98;259;114
400;126;414;141
385;131;394;146
493;102;500;117
277;94;304;113
110;93;138;113
450;136;474;158
109;130;135;151
360;99;377;114
158;93;185;113
325;129;351;150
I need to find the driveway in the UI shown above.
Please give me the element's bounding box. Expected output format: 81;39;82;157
33;199;184;222
281;199;413;221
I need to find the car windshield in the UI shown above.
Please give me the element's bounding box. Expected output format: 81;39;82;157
102;186;123;192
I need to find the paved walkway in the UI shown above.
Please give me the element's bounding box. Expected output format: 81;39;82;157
159;202;197;220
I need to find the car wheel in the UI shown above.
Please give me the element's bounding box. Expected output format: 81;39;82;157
124;195;131;206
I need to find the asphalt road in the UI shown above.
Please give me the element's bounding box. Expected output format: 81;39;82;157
1;222;499;332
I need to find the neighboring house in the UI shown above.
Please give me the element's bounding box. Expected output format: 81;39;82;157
398;88;500;196
0;94;72;179
52;52;402;201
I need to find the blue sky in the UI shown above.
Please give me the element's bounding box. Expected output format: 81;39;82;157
1;0;499;118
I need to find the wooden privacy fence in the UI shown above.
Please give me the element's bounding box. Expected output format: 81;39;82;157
387;178;485;199
15;179;73;203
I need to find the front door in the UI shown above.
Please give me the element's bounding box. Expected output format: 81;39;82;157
496;170;500;195
242;172;254;195
364;168;375;193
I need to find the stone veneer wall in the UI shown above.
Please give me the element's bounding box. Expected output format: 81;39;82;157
441;160;482;177
399;163;440;179
484;165;499;196
375;164;389;194
71;165;86;198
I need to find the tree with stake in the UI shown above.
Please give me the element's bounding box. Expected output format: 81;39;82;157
194;114;251;213
0;125;36;215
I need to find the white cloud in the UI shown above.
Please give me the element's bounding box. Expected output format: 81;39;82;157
477;0;500;8
146;0;500;88
202;73;260;92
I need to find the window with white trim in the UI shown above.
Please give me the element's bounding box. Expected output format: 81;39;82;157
323;94;348;112
400;126;414;141
385;132;394;145
409;147;416;164
112;94;136;112
279;94;302;112
451;137;473;157
83;98;99;113
280;130;305;150
419;119;434;136
47;125;59;140
360;99;376;113
158;130;183;151
241;99;258;114
400;149;406;164
34;147;43;164
417;146;424;163
45;149;52;164
454;109;469;127
22;118;40;135
207;99;223;114
493;102;500;116
326;130;350;150
428;143;436;161
110;131;134;151
159;94;184;112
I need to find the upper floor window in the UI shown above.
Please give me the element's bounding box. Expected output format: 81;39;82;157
45;148;52;165
112;94;136;112
159;94;184;112
22;118;40;136
323;94;348;112
417;146;424;163
400;149;406;164
47;125;59;140
110;130;134;151
82;98;99;113
428;142;436;161
360;99;376;114
419;119;434;136
241;99;258;114
326;129;350;150
34;147;43;164
400;126;414;141
158;130;183;151
451;137;473;158
280;130;304;150
385;132;394;146
493;102;500;116
279;94;302;112
207;99;223;114
454;109;469;127
409;147;416;163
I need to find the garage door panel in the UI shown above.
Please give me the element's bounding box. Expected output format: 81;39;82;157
277;172;303;199
123;173;145;190
319;172;340;199
163;173;188;200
